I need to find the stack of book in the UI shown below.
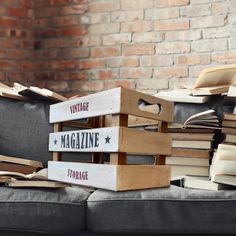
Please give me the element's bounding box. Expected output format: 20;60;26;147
222;85;236;145
155;90;221;179
210;143;236;187
154;64;236;180
0;155;68;188
0;155;43;174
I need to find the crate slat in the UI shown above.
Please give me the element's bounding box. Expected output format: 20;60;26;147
48;161;170;191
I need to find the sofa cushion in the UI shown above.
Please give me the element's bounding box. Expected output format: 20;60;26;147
0;97;52;165
0;97;92;166
0;186;90;234
87;185;236;234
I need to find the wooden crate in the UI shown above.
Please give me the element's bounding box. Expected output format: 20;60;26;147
48;87;174;191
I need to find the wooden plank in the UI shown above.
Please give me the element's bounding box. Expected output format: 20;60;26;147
50;87;174;124
49;127;120;152
49;127;172;155
48;161;170;191
116;165;170;191
50;87;122;123
120;87;174;122
110;153;126;165
53;123;62;161
156;121;168;165
119;127;172;155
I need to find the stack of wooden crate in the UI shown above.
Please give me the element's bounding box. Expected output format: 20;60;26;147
48;87;174;191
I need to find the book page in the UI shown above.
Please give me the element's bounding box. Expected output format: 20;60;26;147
183;109;216;127
192;64;236;89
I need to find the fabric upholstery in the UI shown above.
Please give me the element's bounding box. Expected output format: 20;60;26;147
0;186;90;234
87;185;236;234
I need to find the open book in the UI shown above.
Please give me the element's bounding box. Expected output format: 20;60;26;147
0;169;69;188
193;64;236;89
182;109;220;129
0;85;26;101
14;83;67;102
0;155;43;175
155;89;209;104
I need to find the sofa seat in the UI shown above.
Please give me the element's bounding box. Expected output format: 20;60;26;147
87;185;236;234
0;186;90;234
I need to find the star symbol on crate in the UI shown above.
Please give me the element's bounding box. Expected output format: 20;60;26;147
105;136;111;144
54;139;58;145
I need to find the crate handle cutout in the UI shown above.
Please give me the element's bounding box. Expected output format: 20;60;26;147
138;99;161;115
121;88;174;123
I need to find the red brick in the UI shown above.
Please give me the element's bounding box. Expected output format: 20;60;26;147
89;1;120;12
61;48;89;58
34;7;59;18
35;71;57;81
121;0;154;10
145;8;179;20
8;7;29;18
0;49;6;58
52;16;79;27
50;0;72;5
175;54;211;65
72;80;104;92
34;28;59;38
122;57;140;67
33;0;48;8
51;60;77;70
7;49;32;59
91;46;121;58
121;21;153;33
0;39;19;48
89;23;120;35
20;0;34;8
0;17;17;27
62;26;87;36
40;39;67;49
111;11;143;22
99;69;119;80
6;71;35;82
60;4;88;15
132;32;163;43
107;57;139;67
90;13;111;24
20;60;34;70
0;72;5;81
103;34;131;45
0;60;16;70
34;18;51;28
155;19;189;31
153;66;188;79
103;80;136;90
140;55;173;67
46;81;71;92
73;0;89;4
137;78;168;90
157;42;190;54
79;59;106;69
155;0;190;7
123;44;155;56
34;49;60;59
120;68;152;79
56;70;88;80
212;52;236;63
74;35;101;47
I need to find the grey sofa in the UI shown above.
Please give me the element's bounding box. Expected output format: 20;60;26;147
0;97;236;235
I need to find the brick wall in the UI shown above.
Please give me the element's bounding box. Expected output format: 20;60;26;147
0;0;34;85
1;0;236;96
